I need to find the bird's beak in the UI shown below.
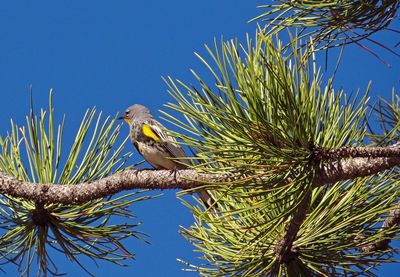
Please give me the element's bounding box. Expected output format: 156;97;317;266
117;115;131;125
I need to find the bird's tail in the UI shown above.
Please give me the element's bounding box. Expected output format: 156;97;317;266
197;189;215;209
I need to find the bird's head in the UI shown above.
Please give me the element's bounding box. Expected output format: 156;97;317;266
118;104;153;125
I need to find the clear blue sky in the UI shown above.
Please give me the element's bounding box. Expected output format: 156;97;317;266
0;1;398;276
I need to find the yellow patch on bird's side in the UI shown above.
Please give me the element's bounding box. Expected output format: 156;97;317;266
142;124;160;142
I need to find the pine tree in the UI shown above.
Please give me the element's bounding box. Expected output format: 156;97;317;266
0;1;398;276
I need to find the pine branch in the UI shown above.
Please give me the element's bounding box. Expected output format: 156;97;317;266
0;148;399;270
274;191;311;266
361;203;400;253
313;146;400;160
315;156;400;185
273;145;400;266
271;154;400;268
0;152;399;205
0;170;224;205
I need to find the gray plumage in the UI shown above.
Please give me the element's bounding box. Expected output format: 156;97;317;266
124;104;152;121
120;104;214;208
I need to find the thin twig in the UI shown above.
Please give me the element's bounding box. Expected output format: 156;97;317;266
361;203;400;253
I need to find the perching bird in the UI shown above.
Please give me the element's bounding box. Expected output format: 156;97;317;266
118;104;213;208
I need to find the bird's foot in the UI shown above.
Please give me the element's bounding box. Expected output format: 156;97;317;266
134;167;154;177
169;167;179;183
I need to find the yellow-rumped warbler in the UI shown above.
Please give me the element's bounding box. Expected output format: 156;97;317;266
119;104;213;208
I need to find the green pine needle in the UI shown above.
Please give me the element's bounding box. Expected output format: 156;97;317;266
0;90;152;276
162;32;398;276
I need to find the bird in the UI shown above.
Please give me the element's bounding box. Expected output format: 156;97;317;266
118;104;214;208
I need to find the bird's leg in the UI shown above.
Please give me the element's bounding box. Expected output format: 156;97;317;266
169;167;179;184
134;167;155;177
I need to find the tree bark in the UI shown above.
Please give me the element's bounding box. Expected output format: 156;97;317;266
0;155;399;205
0;152;399;253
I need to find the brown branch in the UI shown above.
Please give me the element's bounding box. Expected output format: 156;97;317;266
315;156;400;186
0;170;223;205
361;203;400;253
272;155;400;263
274;190;311;266
0;152;398;206
0;156;399;204
316;156;400;254
313;145;400;161
0;149;398;256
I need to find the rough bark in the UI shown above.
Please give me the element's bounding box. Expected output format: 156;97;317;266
274;190;311;265
314;156;400;186
273;155;400;263
0;149;399;255
0;170;223;205
0;156;399;205
313;145;400;161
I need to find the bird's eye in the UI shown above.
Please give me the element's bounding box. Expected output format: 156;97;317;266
125;110;129;115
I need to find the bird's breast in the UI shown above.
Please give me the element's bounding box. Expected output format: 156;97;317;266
136;142;177;170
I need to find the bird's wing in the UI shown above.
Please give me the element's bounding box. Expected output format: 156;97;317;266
145;120;190;168
139;120;215;207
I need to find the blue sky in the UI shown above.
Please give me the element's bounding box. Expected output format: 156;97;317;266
0;1;399;276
